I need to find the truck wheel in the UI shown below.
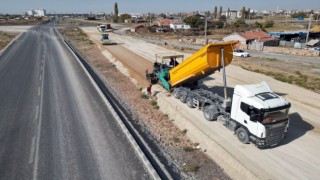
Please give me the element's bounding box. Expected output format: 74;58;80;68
236;127;249;144
173;89;180;99
203;106;219;121
186;97;194;108
180;93;187;103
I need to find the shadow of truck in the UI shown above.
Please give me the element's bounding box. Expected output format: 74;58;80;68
282;112;314;145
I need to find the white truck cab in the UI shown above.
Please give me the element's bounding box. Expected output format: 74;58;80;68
231;81;291;147
97;24;106;32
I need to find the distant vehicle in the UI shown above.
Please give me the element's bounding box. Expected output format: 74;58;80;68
97;24;106;32
233;49;250;58
100;33;113;45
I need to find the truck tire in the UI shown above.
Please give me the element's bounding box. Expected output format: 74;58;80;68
203;106;219;121
180;93;187;103
236;127;249;144
186;97;194;108
173;89;180;99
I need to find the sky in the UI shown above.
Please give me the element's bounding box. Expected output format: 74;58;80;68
0;0;319;14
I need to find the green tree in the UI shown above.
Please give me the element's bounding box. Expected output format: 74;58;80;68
242;6;246;19
254;21;262;28
232;19;247;28
159;13;166;19
213;6;217;19
118;13;131;23
247;8;251;19
183;16;203;28
220;15;227;21
263;19;274;28
113;2;119;23
219;6;223;18
291;12;307;18
227;7;230;18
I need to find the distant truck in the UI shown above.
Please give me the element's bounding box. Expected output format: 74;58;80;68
146;42;291;148
97;24;106;32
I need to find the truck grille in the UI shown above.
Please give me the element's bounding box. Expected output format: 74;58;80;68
265;123;287;146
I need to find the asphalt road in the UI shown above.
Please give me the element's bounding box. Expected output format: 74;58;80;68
0;21;149;179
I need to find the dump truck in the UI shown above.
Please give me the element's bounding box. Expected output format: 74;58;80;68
146;42;291;148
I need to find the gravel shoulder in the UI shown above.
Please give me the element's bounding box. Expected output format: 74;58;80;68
81;26;320;180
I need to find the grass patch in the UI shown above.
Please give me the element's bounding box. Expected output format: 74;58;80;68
265;57;278;61
140;93;148;99
150;100;159;109
172;137;180;143
183;146;195;152
182;129;187;134
182;164;200;173
241;66;320;92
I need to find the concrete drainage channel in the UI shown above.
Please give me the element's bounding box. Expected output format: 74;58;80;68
63;38;175;180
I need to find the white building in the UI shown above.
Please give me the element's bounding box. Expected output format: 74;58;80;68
170;22;191;30
222;10;238;19
27;9;46;17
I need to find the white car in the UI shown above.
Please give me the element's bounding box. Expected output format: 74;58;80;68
233;49;250;57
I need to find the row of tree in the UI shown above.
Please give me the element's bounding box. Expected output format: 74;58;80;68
112;2;254;23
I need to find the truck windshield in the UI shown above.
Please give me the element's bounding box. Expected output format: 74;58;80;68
261;109;289;124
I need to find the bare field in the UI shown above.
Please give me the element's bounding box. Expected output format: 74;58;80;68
0;31;18;51
232;57;320;93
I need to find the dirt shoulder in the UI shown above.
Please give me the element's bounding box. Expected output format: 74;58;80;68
58;26;231;179
0;31;18;51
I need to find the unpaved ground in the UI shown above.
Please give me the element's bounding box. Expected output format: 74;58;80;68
232;57;320;93
59;27;230;179
0;31;17;51
0;26;32;53
0;26;32;33
81;26;320;180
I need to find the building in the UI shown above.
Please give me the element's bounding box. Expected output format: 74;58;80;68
169;22;191;30
131;25;146;33
223;31;278;46
27;9;46;17
158;18;172;27
222;10;238;19
306;39;320;47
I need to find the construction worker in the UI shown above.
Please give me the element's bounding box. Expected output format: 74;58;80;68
147;84;152;98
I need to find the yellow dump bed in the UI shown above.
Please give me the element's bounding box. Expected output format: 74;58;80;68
169;42;235;87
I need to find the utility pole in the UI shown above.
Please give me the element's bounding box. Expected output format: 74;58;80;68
204;16;208;45
306;14;313;45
